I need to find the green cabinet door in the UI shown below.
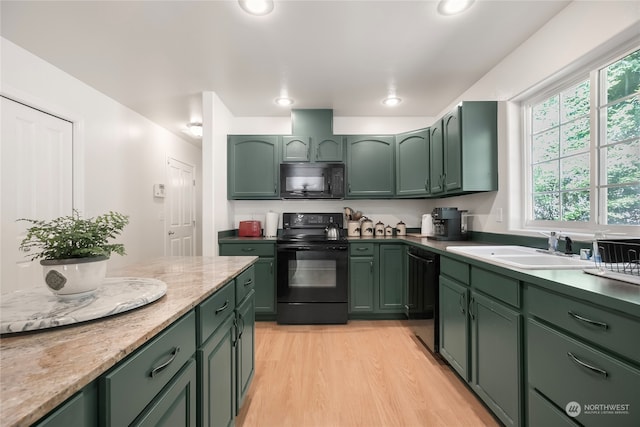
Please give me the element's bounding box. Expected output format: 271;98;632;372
396;129;430;197
443;106;462;192
236;291;255;414
282;136;311;162
197;314;235;427
377;244;405;313
349;256;375;313
346;135;395;198
470;292;521;427
228;136;279;199
282;136;344;162
429;124;445;194
35;382;98;427
254;257;275;315
439;275;469;381
134;359;197;427
314;136;344;162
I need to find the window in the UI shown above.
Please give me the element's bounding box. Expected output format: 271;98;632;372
525;48;640;228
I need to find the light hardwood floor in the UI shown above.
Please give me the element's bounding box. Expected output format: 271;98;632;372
236;320;499;427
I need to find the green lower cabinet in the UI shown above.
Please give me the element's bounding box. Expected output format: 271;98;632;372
377;244;405;313
134;359;197;427
470;292;521;427
254;257;275;315
528;389;578;427
219;243;276;319
236;290;256;413
439;275;469;381
197;314;236;427
349;256;375;312
527;318;640;427
35;382;97;427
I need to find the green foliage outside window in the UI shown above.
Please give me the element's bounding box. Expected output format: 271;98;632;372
530;49;640;226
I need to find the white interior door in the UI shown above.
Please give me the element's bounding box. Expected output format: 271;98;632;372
166;157;195;256
1;97;73;293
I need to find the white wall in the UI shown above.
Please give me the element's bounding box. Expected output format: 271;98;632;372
434;1;640;236
1;37;203;273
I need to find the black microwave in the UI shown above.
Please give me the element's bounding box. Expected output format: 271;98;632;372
280;163;345;199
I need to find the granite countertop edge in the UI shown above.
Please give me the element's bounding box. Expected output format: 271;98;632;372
0;255;258;427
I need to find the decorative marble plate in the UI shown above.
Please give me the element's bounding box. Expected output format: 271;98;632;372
0;277;167;334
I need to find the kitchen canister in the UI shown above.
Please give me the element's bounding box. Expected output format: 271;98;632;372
347;221;361;237
265;211;279;237
361;218;374;237
375;221;385;237
421;214;432;236
396;221;406;236
385;225;394;236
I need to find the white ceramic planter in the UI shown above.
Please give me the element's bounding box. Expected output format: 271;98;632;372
40;256;108;298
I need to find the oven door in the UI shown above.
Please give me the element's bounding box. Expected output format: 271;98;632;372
277;243;348;303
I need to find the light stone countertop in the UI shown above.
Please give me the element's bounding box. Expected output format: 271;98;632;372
0;255;258;427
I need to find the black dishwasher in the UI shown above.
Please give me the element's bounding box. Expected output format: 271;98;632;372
406;246;440;355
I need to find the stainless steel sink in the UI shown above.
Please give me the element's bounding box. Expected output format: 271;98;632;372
446;245;594;270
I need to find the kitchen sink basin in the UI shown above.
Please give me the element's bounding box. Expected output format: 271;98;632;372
446;245;595;270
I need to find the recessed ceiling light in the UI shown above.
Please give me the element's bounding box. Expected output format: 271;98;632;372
186;122;203;138
275;97;294;107
239;0;274;16
382;97;402;107
437;0;474;16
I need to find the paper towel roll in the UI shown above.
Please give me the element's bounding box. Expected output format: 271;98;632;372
265;211;279;237
421;214;432;236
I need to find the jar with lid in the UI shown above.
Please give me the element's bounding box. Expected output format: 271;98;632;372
385;225;394;236
374;221;385;237
361;218;374;237
396;221;406;236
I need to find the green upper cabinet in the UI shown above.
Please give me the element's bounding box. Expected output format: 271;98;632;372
228;136;279;199
282;135;344;162
429;124;445;194
430;101;498;196
281;136;311;162
396;128;430;197
314;136;344;162
346;135;395;198
443;107;462;192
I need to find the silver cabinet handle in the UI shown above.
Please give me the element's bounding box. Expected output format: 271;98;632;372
241;247;255;252
568;311;608;329
459;293;466;315
469;296;475;320
215;300;229;314
232;317;238;347
244;278;253;287
370;261;373;273
356;247;368;251
150;346;180;378
567;352;608;378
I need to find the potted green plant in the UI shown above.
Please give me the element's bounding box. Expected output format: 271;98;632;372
19;210;129;298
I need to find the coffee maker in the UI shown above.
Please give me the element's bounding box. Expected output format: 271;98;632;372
429;207;467;241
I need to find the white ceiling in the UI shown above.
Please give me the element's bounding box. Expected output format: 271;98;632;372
1;0;571;143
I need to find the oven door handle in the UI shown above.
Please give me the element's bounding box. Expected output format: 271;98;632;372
278;246;313;251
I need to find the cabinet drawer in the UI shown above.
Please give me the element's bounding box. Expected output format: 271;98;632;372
235;266;255;305
471;266;520;307
350;242;374;256
102;311;196;427
528;389;578;427
528;319;640;427
198;281;236;345
528;286;640;363
219;243;274;257
441;256;469;285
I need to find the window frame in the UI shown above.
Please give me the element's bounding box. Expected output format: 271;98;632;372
521;45;640;234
